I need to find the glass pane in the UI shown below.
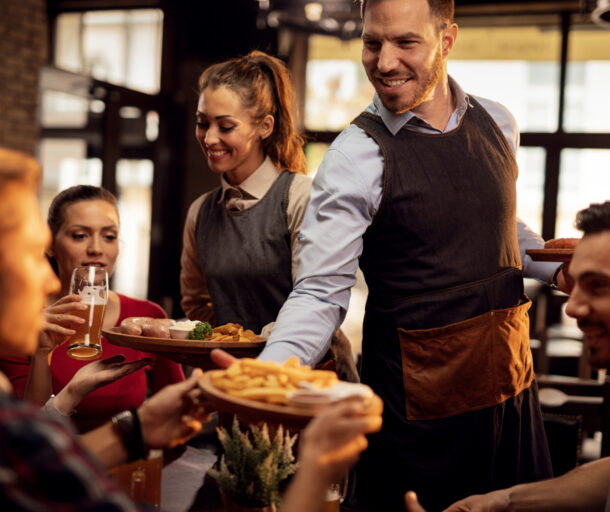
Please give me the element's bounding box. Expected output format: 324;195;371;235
565;28;610;132
41;90;89;128
557;148;610;237
448;24;561;132
54;9;163;94
516;147;546;235
113;159;154;299
305;35;374;131
39;138;102;221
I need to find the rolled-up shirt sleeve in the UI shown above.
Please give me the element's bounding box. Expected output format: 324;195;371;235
260;128;380;365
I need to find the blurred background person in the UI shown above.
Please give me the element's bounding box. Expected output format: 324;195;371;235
0;146;207;510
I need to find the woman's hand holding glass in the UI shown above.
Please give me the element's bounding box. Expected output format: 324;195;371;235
38;294;87;353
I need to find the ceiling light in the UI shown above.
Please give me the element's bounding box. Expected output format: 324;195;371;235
305;2;323;22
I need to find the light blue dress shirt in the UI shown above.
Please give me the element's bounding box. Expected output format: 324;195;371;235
261;77;559;366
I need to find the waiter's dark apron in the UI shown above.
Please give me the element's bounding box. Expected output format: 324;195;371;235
352;100;551;511
195;171;358;381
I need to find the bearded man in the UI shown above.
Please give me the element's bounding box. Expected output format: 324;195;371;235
257;0;566;509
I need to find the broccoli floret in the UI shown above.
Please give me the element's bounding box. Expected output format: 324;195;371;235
188;321;213;340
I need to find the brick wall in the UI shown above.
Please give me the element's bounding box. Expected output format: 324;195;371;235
0;0;48;155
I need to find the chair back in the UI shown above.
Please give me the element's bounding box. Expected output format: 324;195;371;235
537;374;610;463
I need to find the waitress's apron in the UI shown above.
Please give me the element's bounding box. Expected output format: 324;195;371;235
195;171;358;381
352;101;551;511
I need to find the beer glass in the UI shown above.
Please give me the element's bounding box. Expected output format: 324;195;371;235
322;474;348;512
67;266;108;360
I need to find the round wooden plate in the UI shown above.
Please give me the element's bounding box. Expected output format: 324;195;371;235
102;327;266;370
197;370;316;430
525;248;574;262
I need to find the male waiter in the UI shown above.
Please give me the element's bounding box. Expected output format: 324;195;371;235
259;0;565;509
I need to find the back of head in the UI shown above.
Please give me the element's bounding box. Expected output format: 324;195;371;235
360;0;455;27
575;201;610;236
47;185;118;238
0;148;40;234
198;50;307;174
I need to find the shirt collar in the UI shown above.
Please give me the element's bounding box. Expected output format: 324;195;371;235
370;75;471;136
218;156;280;203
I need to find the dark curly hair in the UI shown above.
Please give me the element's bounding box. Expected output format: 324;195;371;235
575;201;610;236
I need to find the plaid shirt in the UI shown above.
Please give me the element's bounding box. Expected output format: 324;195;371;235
0;391;145;511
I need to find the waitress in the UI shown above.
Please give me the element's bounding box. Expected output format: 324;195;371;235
180;50;358;382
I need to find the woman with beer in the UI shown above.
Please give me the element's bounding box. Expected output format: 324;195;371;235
0;185;184;432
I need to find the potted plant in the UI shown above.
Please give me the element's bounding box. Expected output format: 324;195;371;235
209;417;298;512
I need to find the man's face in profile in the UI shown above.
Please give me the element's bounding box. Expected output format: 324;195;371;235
565;231;610;368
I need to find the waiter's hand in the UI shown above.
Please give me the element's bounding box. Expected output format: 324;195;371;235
544;237;579;294
210;348;237;368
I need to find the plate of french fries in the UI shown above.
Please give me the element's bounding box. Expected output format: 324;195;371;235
102;327;266;369
198;357;373;428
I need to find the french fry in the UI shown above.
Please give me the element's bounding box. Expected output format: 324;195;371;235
208;357;339;406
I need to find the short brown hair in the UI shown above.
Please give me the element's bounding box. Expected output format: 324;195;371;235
360;0;454;28
0;148;40;191
0;148;41;234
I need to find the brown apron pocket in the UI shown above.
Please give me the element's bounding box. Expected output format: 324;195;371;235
398;299;534;420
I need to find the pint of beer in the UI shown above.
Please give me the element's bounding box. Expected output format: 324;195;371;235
322;476;347;512
67;266;108;360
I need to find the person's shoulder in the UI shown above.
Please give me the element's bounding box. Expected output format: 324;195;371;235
187;191;215;216
289;172;312;189
287;172;313;206
472;94;518;128
117;294;168;320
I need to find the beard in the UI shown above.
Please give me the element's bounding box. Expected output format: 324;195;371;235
374;46;444;114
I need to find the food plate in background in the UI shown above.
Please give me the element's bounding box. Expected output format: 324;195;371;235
525;248;574;262
197;370;319;429
102;327;266;370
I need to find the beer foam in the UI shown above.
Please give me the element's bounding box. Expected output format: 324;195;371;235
80;285;107;305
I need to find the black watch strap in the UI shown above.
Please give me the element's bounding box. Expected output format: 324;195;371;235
112;408;147;462
550;263;564;290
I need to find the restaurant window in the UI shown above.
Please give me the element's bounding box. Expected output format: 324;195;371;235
557;148;610;237
114;159;154;299
305;35;374;131
564;28;610;132
39;138;103;220
54;9;163;94
447;23;561;133
516;147;546;235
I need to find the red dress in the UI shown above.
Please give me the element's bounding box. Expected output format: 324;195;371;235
0;294;185;432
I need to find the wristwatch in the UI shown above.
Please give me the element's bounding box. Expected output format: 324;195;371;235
112;408;147;462
549;263;564;290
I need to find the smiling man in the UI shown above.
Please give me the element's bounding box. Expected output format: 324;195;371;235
566;202;610;369
259;0;562;509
